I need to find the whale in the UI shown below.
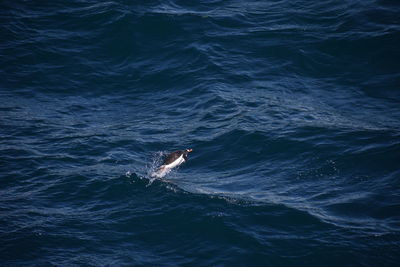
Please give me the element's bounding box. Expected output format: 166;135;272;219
151;148;193;178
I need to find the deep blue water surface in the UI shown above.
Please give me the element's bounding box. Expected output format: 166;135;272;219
1;0;400;266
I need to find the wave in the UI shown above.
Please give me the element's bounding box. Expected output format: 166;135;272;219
1;0;400;265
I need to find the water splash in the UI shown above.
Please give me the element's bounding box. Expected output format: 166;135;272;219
146;151;166;183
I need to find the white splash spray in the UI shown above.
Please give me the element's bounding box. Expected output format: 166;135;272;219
147;151;170;183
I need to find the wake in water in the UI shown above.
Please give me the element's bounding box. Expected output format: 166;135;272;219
150;165;173;179
148;151;168;181
124;151;166;186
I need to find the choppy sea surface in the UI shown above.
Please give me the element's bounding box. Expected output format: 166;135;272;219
1;0;400;266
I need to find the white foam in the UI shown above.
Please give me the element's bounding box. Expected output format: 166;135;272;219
150;166;172;179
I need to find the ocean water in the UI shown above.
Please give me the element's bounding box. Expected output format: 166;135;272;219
1;0;400;266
